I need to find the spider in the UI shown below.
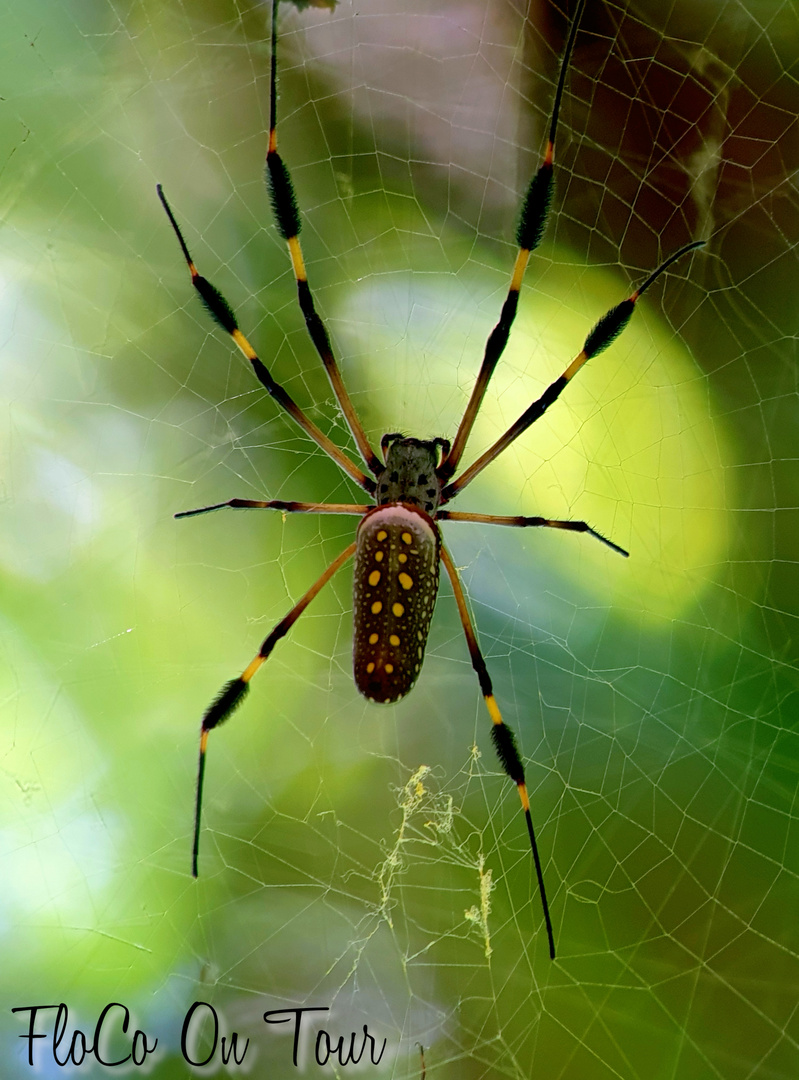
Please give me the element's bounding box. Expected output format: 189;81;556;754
158;0;702;961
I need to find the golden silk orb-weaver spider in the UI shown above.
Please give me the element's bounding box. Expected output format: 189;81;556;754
158;0;702;961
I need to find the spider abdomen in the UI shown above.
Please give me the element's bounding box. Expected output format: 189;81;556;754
353;504;441;703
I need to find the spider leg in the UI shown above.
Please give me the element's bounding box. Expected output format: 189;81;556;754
175;499;370;520
157;185;374;495
442;240;704;502
440;0;587;483
266;0;381;478
439;543;556;959
438;510;628;557
191;539;357;877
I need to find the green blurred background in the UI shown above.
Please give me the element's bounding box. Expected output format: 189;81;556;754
1;0;797;1076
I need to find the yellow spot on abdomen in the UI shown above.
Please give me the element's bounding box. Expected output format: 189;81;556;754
371;600;382;614
366;662;375;674
375;550;384;562
385;663;394;674
369;633;379;644
369;570;381;586
398;552;407;563
401;532;413;545
398;572;413;590
392;602;404;617
377;530;387;542
389;634;400;646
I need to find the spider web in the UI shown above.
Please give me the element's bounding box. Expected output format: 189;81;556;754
1;0;797;1076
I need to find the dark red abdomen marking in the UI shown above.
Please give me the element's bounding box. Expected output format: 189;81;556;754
353;505;441;703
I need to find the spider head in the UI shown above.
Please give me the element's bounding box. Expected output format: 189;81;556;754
375;436;448;513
